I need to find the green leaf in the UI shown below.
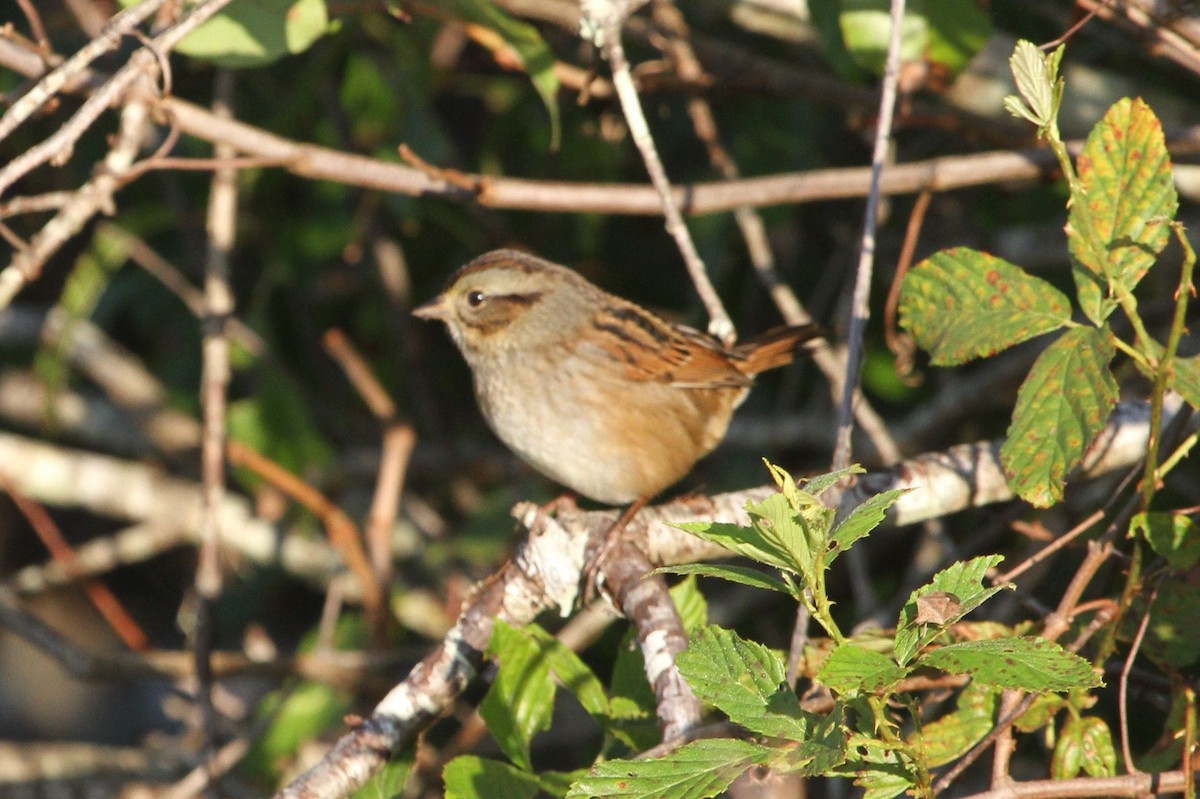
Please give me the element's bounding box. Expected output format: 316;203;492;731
838;739;912;799
748;491;827;579
677;483;833;580
244;682;352;782
911;684;999;767
438;0;561;150
510;626;615;738
173;0;329;67
1004;40;1064;130
566;739;772;799
444;756;542;799
808;0;873;81
837;0;926;76
655;564;796;596
899;248;1071;365
1000;326;1119;507
671;575;709;633
1132;512;1200;570
1014;692;1068;732
228;364;334;482
817;643;906;695
895;555;1007;667
674;520;797;574
482;621;556;771
921;0;991;76
922;637;1101;691
1173;354;1200;410
1068;98;1178;323
1052;716;1118;779
351;756;412;799
796;464;865;498
856;769;914;799
677;627;810;741
828;489;906;565
607;582;711;751
799;707;849;775
1139;581;1200;668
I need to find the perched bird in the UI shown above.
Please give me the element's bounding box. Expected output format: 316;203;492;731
414;249;821;505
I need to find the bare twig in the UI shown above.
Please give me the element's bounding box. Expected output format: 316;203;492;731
7;34;1200;217
0;98;151;308
650;0;902;466
13;0;51;56
0;475;148;650
585;0;735;343
192;66;239;759
1040;0;1113;50
831;0;907;472
365;425;416;597
883;188;932;376
0;0;168;144
323;329;397;421
0;0;239;198
1120;587;1157;773
225;441;385;622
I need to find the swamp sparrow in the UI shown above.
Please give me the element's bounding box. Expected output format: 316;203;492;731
414;250;822;505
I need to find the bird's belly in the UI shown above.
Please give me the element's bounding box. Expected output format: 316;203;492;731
474;367;732;504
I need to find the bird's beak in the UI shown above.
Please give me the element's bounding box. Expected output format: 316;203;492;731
413;295;449;320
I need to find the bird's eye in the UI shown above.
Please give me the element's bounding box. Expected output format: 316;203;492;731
466;290;486;308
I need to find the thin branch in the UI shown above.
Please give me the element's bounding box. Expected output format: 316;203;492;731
192;67;238;757
0;474;148;650
0;0;169;144
1120;587;1157;773
587;0;735;343
7;34;1200;218
650;0;902;466
831;0;907;471
0;0;239;198
0;98;151;308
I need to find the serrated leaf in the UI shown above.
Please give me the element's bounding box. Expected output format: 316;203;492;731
655;564;796;596
677;627;811;741
911;684;999;766
674;521;797;574
482;621;556;771
894;555;1007;667
796;464;865;498
817;643;906;695
566;739;772;799
795;705;849;775
899;248;1071;365
1173;355;1200;409
922;637;1101;691
1068;98;1178;323
515;626;612;731
828;489;906;565
1006;40;1063;129
1132;512;1200;570
444;756;542;799
747;491;829;580
857;769;914;799
1052;716;1118;779
1001;326;1118;507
